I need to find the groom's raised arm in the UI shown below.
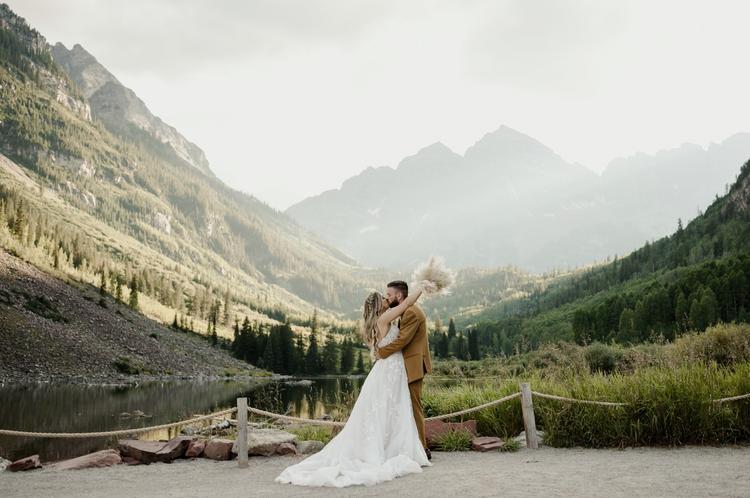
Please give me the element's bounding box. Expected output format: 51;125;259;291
377;307;419;359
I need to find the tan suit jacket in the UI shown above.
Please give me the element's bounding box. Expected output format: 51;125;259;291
378;304;432;383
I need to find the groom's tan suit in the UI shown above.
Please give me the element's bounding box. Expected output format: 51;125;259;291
377;304;432;448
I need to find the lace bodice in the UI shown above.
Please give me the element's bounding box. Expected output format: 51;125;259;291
377;324;400;348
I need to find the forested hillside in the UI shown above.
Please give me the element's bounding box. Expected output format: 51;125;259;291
431;159;750;359
0;4;378;333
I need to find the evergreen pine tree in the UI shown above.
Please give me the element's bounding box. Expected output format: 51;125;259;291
12;200;26;239
438;332;450;358
305;329;321;374
447;318;457;339
322;335;338;374
114;274;123;302
468;329;480;360
128;276;139;310
339;338;355;373
674;291;689;333
455;333;468;360
294;334;306;374
260;335;275;370
99;270;107;296
355;350;365;374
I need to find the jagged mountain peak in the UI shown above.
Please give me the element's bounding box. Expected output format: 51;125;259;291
51;42;118;98
50;42;213;177
464;124;561;166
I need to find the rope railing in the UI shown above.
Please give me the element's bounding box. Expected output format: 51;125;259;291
0;408;237;439
531;391;627;407
426;392;521;420
1;387;749;439
247;406;344;427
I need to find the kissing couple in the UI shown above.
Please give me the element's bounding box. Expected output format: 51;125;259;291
276;257;454;488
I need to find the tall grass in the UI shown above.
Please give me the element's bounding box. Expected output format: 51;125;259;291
424;362;750;447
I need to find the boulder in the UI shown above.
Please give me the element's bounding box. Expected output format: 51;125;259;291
514;430;545;448
155;436;192;462
296;440;325;454
276;442;299;456
118;440;165;464
471;436;505;452
425;419;478;449
121;456;142;466
7;454;42;472
118;437;192;464
186;439;206;458
204;439;235;461
51;449;122;471
232;428;297;457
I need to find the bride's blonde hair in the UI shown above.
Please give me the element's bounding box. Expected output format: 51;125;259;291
361;291;383;351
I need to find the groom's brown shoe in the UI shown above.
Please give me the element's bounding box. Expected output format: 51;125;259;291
425;448;432;460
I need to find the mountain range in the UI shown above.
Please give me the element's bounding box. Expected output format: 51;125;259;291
0;3;374;324
287;127;750;271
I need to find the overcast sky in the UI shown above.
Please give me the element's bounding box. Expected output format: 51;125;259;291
11;0;750;210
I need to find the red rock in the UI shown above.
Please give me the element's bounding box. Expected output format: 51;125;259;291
155;436;192;462
471;436;505;452
425;419;478;449
186;439;206;458
7;454;42;472
118;440;166;464
117;437;191;464
203;439;234;461
51;449;121;471
121;456;142;466
275;442;299;456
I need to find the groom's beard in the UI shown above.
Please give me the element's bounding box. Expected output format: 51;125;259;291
388;300;399;309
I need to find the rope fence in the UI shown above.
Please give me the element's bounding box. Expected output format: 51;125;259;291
531;391;627;407
0;408;237;439
1;385;749;446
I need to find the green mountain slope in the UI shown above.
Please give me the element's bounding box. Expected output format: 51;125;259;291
457;159;750;355
0;4;376;330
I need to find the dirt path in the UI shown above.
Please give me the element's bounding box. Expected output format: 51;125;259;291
4;446;750;497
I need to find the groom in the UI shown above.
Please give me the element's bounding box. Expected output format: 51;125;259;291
377;280;433;458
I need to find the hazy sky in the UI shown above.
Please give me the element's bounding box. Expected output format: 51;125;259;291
11;0;750;210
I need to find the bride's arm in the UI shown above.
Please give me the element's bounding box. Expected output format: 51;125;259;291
376;287;423;331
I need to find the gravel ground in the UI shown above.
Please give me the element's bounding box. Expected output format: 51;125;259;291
4;446;750;497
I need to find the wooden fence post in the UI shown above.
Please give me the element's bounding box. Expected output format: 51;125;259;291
520;383;539;449
237;397;248;468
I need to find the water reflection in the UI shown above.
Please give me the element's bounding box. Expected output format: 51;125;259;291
0;377;364;462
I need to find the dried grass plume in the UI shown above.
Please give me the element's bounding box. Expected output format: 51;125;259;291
411;256;455;296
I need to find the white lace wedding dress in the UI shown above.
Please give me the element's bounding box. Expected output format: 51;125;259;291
275;324;430;487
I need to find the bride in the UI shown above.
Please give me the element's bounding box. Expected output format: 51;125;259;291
275;285;430;488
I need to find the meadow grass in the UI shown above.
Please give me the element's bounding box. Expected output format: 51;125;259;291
424;361;750;447
287;425;333;444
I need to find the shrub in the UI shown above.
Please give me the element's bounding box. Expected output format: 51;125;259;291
584;343;622;374
113;356;140;374
433;429;473;451
500;437;521;452
672;323;750;366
